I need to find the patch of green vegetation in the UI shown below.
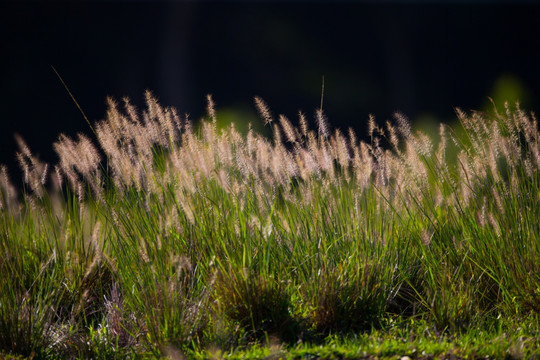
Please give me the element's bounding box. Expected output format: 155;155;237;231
188;317;539;360
0;92;538;359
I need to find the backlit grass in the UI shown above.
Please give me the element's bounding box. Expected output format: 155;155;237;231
0;92;538;359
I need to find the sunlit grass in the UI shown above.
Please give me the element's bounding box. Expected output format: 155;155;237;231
0;92;538;358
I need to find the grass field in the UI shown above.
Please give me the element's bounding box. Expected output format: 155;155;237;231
0;92;538;359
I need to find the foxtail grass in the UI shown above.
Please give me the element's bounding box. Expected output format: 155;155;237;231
0;92;538;358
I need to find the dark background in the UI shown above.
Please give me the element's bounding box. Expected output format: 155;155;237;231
1;1;540;174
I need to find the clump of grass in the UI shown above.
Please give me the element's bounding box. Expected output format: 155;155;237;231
310;259;394;333
0;91;538;358
214;266;297;344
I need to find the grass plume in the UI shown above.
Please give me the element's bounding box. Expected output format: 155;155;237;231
0;94;538;358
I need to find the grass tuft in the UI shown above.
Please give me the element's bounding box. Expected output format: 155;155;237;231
0;93;538;358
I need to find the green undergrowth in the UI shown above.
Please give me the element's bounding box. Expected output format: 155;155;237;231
188;317;540;360
0;92;539;359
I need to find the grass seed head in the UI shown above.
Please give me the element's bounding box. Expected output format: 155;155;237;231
254;96;273;125
315;108;329;138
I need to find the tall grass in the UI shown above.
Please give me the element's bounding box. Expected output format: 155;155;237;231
0;91;538;358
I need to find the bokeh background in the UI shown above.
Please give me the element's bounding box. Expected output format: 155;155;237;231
2;0;540;175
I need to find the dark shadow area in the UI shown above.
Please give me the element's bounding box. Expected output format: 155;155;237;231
1;1;540;175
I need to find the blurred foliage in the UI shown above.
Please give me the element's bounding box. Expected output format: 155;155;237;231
484;73;531;111
201;106;268;137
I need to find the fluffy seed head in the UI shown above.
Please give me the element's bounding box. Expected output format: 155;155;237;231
254;96;273;125
394;112;412;139
206;94;217;123
279;114;297;143
368;114;376;138
298;111;309;138
315;108;329;138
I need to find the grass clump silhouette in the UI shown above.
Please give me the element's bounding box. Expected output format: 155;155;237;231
0;91;538;358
